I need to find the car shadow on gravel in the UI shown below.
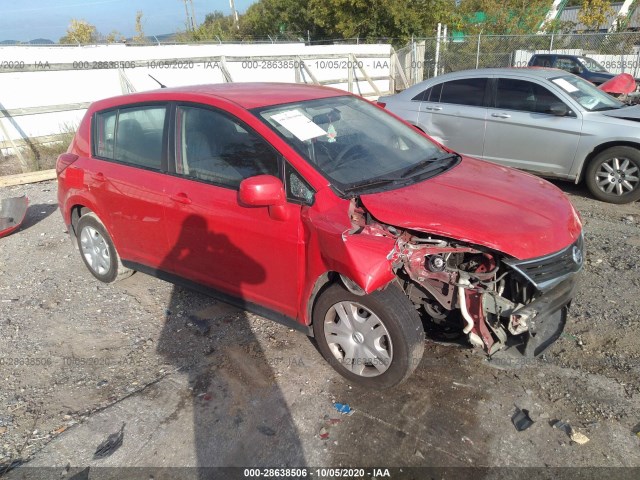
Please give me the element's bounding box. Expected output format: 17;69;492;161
18;203;58;232
154;214;306;474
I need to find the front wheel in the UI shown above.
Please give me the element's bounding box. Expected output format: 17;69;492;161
312;283;425;389
76;212;133;283
585;147;640;204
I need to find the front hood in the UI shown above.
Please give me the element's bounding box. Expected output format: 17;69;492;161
360;157;582;260
599;104;640;121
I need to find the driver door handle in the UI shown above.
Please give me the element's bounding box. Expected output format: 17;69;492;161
424;106;443;111
170;192;192;205
491;113;511;119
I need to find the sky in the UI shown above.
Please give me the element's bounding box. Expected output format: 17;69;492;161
0;0;255;42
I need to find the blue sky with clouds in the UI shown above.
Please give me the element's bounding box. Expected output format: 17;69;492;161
0;0;255;42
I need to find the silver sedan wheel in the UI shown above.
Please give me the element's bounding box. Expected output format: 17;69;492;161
595;157;640;196
80;225;111;275
323;301;393;377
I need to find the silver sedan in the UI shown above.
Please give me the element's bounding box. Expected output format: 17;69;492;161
379;67;640;203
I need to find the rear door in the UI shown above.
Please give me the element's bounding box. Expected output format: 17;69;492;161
482;77;583;175
90;104;172;266
417;76;489;157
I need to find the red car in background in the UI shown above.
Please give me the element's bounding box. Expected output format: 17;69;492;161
57;83;584;388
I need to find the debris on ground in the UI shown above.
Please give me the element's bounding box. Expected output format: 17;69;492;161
552;419;590;444
319;427;329;440
334;403;354;416
93;423;125;459
511;406;534;431
570;431;590;445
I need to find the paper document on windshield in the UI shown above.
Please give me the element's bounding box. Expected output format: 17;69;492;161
552;78;579;92
272;110;327;142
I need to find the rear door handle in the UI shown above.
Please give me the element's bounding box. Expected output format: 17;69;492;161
491;113;511;119
170;192;192;205
92;172;106;182
424;106;443;111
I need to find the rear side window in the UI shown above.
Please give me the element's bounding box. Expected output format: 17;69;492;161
94;111;116;159
531;56;552;67
93;105;166;170
439;78;487;107
413;83;443;102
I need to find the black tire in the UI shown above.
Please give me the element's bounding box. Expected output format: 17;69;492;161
76;212;133;283
312;283;425;389
585;146;640;204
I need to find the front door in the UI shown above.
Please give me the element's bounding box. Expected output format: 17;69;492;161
163;104;303;318
482;77;582;175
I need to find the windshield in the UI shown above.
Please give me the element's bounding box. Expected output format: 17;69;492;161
550;75;624;111
577;56;607;73
254;95;454;194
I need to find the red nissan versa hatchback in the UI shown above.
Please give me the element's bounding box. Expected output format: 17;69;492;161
57;83;584;388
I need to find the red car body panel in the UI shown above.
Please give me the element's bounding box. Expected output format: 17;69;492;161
361;156;582;260
57;83;582;333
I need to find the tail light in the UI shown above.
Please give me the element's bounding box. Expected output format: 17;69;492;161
377;102;386;108
56;153;79;175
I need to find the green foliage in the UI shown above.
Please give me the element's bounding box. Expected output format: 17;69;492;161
175;10;241;42
240;0;321;39
454;0;554;34
59;19;98;44
577;0;615;31
308;0;455;43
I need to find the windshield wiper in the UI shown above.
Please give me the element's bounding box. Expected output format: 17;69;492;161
400;153;460;178
342;177;400;194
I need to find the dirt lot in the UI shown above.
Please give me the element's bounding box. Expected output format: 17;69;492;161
0;179;639;474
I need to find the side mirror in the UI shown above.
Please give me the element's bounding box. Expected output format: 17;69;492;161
238;175;288;220
570;65;582;75
549;103;570;117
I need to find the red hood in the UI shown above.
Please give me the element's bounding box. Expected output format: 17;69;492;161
360;157;582;259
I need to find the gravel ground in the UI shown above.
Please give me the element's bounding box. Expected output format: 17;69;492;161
0;179;639;470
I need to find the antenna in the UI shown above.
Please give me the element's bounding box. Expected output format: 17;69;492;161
148;74;167;88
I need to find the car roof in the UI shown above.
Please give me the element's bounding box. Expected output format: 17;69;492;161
90;82;349;111
388;67;570;99
435;67;567;80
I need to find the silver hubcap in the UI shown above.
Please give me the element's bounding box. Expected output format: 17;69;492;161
596;157;639;196
323;301;393;377
80;226;111;275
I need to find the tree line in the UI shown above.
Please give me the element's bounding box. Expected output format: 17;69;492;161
59;0;625;45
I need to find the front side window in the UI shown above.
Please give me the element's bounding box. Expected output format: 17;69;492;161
439;78;487;107
175;105;279;189
496;78;566;114
577;56;607;72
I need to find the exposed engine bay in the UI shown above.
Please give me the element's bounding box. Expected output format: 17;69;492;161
347;198;578;357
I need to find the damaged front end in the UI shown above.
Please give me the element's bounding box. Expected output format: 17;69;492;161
348;199;584;358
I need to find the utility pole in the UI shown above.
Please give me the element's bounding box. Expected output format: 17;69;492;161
180;0;192;31
189;0;198;29
230;0;239;30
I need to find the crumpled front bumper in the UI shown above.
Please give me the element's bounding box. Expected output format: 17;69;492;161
510;276;578;357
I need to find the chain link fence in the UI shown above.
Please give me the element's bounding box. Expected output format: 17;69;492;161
394;32;640;89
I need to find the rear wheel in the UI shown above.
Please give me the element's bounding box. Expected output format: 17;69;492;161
585;147;640;203
312;283;424;389
76;212;133;283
